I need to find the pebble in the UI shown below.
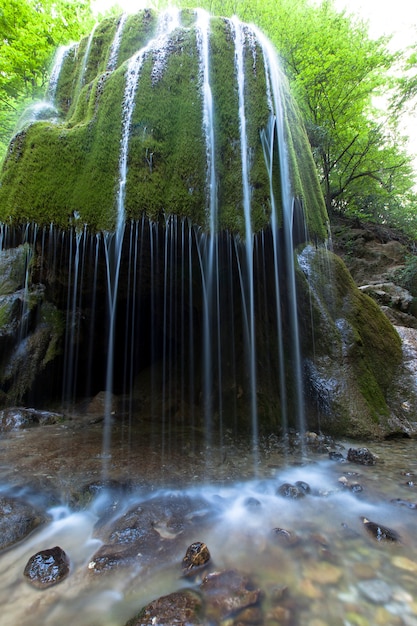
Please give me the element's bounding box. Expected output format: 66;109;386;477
344;611;370;626
392;556;417;573
302;561;343;585
385;602;412;616
299;578;323;599
352;563;375;580
357;579;392;604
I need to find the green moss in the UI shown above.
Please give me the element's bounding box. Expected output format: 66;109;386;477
40;303;64;366
306;248;402;424
117;10;158;68
0;10;328;240
126;28;205;223
243;40;271;233
0;302;10;328
210;18;242;231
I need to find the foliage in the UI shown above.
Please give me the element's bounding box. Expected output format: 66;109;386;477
393;254;417;298
0;0;95;160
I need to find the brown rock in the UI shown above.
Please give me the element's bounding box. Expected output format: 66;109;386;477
23;546;70;589
182;541;211;576
126;589;203;625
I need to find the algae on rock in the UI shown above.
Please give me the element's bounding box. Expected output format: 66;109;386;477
298;245;404;438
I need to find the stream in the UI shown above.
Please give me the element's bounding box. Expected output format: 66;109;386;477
0;415;417;625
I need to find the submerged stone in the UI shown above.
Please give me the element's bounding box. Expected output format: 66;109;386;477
89;494;211;574
126;589;204;625
200;569;262;622
357;579;393;604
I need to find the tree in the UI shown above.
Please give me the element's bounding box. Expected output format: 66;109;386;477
0;0;94;159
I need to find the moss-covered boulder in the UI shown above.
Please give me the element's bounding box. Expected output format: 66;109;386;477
298;245;405;438
0;9;327;238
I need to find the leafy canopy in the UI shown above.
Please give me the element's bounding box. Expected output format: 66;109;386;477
0;0;94;158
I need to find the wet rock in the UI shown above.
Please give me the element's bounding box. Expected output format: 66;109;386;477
271;527;300;547
126;589;203;625
182;542;211;576
88;544;141;573
295;480;311;495
390;498;417;510
89;494;211;574
277;482;305;499
337;475;363;493
244;496;261;509
72;479;133;510
87;391;119;415
357;579;392;604
302;561;343;584
391;556;417;573
361;517;400;542
329;451;345;462
0;496;46;550
0;407;64;431
200;569;261;622
23;546;70;589
347;447;377;466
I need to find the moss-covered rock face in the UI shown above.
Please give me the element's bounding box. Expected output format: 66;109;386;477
0;10;409;439
0;244;64;406
298;245;404;438
0;8;327;238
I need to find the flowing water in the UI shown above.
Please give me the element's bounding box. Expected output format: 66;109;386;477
107;13;128;72
0;422;416;626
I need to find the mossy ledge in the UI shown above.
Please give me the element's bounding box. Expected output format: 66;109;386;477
0;9;328;238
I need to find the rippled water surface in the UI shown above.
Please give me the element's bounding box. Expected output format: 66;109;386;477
0;417;417;626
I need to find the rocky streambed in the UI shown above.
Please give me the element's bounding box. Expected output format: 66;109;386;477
0;410;417;625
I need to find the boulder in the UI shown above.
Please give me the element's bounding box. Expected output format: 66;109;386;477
0;495;47;550
126;589;203;625
347;447;377;466
0;407;63;431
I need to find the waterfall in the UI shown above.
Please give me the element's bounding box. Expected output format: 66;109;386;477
48;44;73;100
255;26;307;436
101;8;181;470
195;9;222;451
230;16;258;453
76;22;98;96
107;13;128;71
0;11;326;459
